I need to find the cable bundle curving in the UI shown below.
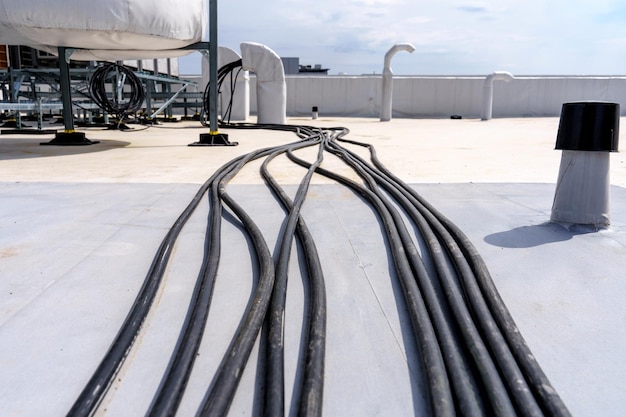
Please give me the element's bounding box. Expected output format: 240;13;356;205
66;120;572;417
201;59;244;126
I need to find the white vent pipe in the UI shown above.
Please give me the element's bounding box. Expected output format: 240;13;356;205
201;46;250;121
240;42;286;124
481;71;514;120
380;43;415;121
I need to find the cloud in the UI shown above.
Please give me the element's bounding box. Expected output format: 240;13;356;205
180;0;626;76
455;3;489;13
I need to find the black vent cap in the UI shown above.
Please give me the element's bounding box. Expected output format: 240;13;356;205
555;101;620;152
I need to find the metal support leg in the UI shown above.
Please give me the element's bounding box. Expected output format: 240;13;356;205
41;47;99;145
189;0;236;146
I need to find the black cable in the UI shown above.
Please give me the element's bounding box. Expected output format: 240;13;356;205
259;141;328;417
65;157;237;417
332;136;571;417
146;145;281;417
67;118;572;417
200;59;243;127
195;128;328;417
260;134;325;417
88;63;145;127
357;141;571;417
286;146;457;417
325;140;522;416
146;128;325;417
321;142;488;416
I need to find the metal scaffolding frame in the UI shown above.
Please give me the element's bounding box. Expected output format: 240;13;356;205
0;0;220;145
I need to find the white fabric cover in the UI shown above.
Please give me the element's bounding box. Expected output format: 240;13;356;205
0;0;206;59
240;42;286;125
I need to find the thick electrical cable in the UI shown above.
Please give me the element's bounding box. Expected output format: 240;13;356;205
196;135;325;417
260;149;328;417
357;139;572;417
196;128;329;417
332;136;570;417
288;135;571;417
67;115;572;417
308;143;510;416
65;155;245;417
201;59;243;126
146;144;285;417
325;140;528;416
246;130;329;417
312;143;488;416
148;128;327;417
286;148;456;417
260;133;326;417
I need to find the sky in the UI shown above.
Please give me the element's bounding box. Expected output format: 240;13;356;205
178;0;626;76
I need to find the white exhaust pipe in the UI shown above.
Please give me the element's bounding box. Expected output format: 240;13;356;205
481;71;514;121
240;42;286;124
380;43;415;122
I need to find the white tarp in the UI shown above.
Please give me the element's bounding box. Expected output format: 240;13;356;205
0;0;206;59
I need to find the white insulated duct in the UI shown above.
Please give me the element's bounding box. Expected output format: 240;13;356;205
481;71;514;120
380;43;415;122
240;42;286;125
201;47;250;121
0;0;206;60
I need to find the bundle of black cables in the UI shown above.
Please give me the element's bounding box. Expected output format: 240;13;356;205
201;59;244;126
89;63;145;125
67;120;573;417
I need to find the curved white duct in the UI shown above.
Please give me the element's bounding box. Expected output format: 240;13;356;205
240;42;286;125
201;47;250;121
481;71;514;121
0;0;205;60
380;43;415;122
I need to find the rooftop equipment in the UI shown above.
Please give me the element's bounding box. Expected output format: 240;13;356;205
380;43;415;122
551;101;620;227
201;46;250;122
0;0;223;144
481;71;514;120
240;42;287;125
0;0;206;60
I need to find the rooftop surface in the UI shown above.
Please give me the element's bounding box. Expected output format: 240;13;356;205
1;116;625;416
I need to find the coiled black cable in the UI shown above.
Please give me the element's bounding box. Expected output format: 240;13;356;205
89;63;145;124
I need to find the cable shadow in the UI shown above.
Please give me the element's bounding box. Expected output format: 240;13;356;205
484;222;598;248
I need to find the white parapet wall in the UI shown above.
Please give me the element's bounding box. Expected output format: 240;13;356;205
247;75;626;119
